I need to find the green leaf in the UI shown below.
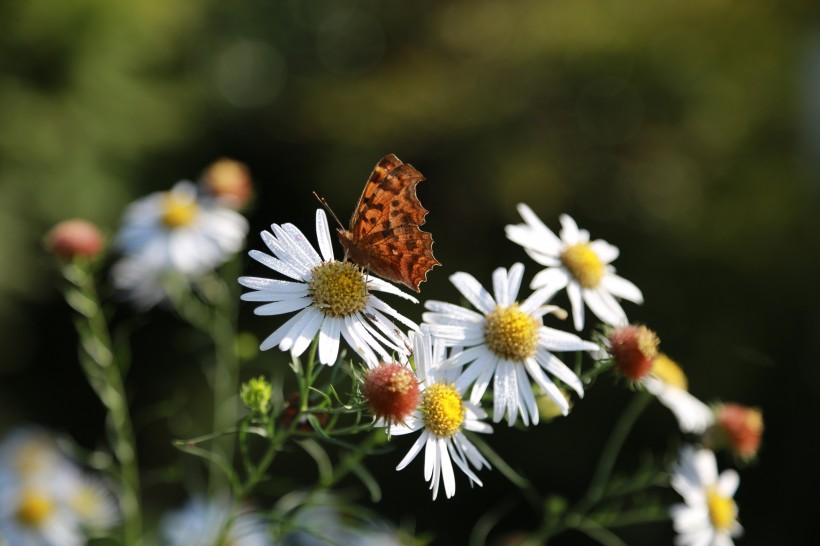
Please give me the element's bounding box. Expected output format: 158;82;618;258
296;439;333;485
351;463;382;502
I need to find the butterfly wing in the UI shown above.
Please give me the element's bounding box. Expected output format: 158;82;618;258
338;154;440;291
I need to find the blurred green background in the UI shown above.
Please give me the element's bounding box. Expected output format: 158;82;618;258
1;0;818;544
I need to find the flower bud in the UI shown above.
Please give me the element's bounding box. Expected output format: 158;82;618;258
607;325;659;380
201;158;253;209
240;376;272;414
703;403;763;460
362;362;420;426
46;219;104;260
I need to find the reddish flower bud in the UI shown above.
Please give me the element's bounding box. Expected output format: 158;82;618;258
363;362;420;426
46;219;104;260
705;403;764;460
608;325;659;380
201;158;253;209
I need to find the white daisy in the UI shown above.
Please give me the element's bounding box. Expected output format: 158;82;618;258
112;180;248;307
643;354;714;434
239;209;419;368
0;428;120;543
505;204;643;331
387;327;492;500
161;496;271;546
63;470;120;531
423;263;597;426
0;476;83;546
670;446;743;546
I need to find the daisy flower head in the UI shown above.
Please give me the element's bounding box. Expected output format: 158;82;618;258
386;327;492;500
362;361;421;428
112;180;249;308
161;496;271;546
670;446;743;546
505;204;643;331
46;219;105;261
643;354;714;434
423;263;597;426
0;474;84;546
0;428;120;544
239;209;419;368
703;403;764;461
606;324;660;381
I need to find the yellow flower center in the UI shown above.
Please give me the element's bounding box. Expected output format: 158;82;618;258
650;353;688;390
309;261;369;317
16;490;54;527
484;304;540;361
421;383;466;438
707;487;737;531
560;243;604;288
70;486;100;519
161;191;199;228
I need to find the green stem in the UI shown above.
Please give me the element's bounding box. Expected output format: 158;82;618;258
207;277;240;495
574;391;652;514
214;338;321;546
65;261;142;546
529;391;652;545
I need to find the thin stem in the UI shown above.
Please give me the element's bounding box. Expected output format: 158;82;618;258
64;261;142;546
207;274;241;495
573;391;652;515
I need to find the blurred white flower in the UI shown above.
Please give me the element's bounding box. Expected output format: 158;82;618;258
161;496;271;546
112;181;248;308
506;204;643;331
671;446;743;546
643;354;713;434
0;428;119;546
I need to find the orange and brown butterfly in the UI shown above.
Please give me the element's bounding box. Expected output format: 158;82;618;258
316;154;440;292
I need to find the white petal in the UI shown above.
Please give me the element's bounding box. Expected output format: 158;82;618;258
283;308;323;355
601;273;644;304
248;248;304;281
537;350;584;396
538;327;599;352
367;296;419;332
238;276;307;293
506;263;525;303
253;297;313;316
461;352;498;401
583;287;627;327
525;359;570;416
396;433;427;471
493;360;519;426
258;307;313;351
492;266;509;307
516;363;539;425
566;281;585;331
558;214;581;244
507;203;562;253
717;469;740;498
438;438;456;499
530;267;570;293
589;239;619;263
692;448;719;486
318;317;342;365
315;209;335;262
423;300;485;323
338;318;377;367
449;272;496;314
367;277;419;303
423;435;436;482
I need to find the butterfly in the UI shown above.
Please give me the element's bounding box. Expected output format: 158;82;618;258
317;154;440;292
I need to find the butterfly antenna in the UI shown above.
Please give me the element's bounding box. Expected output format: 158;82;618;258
312;191;346;230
